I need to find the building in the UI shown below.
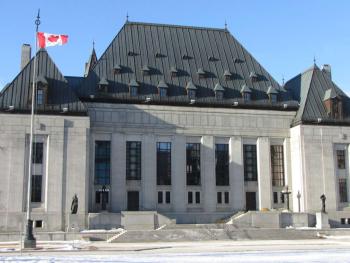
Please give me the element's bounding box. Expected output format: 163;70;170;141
1;21;350;232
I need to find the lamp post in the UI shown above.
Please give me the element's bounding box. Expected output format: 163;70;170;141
281;186;292;211
297;191;301;213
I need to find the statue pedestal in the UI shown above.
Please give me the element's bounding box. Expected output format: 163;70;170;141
68;214;80;232
316;212;330;229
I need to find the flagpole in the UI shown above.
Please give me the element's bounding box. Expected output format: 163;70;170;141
23;9;40;249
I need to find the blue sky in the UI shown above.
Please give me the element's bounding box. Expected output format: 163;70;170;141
0;0;349;93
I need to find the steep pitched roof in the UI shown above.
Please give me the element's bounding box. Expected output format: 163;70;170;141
79;21;295;109
0;49;86;114
285;64;350;125
84;47;97;77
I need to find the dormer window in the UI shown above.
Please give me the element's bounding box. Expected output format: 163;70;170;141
98;77;109;92
241;84;252;102
267;86;278;103
197;68;206;79
223;70;232;81
129;79;139;96
157;80;168;97
186;81;197;99
170;66;178;78
324;88;343;119
113;64;122;74
30;75;48;106
214;83;224;100
36;88;44;105
142;65;151;76
250;72;258;82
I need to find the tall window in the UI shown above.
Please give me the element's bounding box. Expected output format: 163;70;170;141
36;88;44;105
32;142;43;164
31;174;42;202
157;142;171;185
186;143;201;185
271;145;285;186
339;178;348;203
215;144;229;186
31;141;44;203
337;150;346;169
243;144;257;181
126;141;141;180
94;141;111;185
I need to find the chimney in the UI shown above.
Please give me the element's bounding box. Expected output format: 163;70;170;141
321;64;332;80
21;44;31;70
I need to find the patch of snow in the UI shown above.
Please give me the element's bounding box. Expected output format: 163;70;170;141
1;249;350;262
80;228;124;233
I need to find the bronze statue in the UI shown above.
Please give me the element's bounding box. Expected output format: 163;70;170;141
320;194;326;213
71;194;78;214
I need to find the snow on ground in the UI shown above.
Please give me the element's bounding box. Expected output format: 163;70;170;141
1;249;350;262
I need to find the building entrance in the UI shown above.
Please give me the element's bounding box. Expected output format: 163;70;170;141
127;191;139;211
246;192;257;211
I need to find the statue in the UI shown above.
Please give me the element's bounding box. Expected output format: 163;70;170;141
320;194;326;213
71;194;78;214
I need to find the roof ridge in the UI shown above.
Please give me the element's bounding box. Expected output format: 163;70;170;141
126;20;227;32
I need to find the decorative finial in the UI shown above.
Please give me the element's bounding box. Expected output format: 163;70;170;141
313;56;316;65
35;9;41;32
126;12;129;22
93;40;95;49
224;20;227;30
282;75;285;86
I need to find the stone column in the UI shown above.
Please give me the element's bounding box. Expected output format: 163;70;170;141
257;137;272;210
172;135;186;212
111;133;126;212
201;136;216;213
141;134;157;210
230;136;245;211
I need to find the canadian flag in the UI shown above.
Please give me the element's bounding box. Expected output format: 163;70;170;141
37;32;68;48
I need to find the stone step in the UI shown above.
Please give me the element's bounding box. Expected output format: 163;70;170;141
110;228;323;243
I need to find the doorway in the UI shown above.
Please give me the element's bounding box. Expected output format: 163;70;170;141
127;191;139;211
246;192;257;211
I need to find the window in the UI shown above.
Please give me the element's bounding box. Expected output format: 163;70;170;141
186;143;201;185
35;220;43;228
243;144;257;181
215;91;224;100
215;144;229;186
31;174;42;202
159;88;167;97
158;191;163;204
243;92;251;102
157;142;171;185
339;178;348;203
195;191;200;204
217;192;222;204
224;192;229;204
188;191;193;204
188;90;196;99
271;145;285;186
337;150;346;169
130;86;138;96
36;88;44;105
269;94;277;103
273;192;278;204
94;141;111;185
126;141;141;180
32;142;43;164
165;191;171;204
280;193;285;204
